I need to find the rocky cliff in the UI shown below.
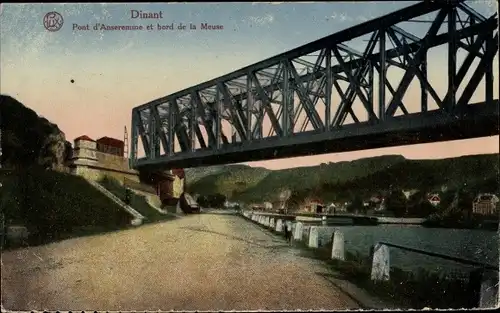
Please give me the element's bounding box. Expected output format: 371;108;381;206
0;95;72;171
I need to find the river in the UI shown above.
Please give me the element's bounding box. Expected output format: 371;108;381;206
311;223;498;277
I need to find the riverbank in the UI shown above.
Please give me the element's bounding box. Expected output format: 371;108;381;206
255;211;498;230
244;212;497;309
296;243;476;309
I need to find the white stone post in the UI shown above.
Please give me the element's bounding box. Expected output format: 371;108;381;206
479;270;499;308
308;226;319;248
370;243;390;281
322;215;327;225
331;230;345;260
294;222;303;240
264;216;270;227
270;218;275;229
276;219;283;232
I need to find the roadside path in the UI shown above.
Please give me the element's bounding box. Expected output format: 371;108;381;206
1;213;359;311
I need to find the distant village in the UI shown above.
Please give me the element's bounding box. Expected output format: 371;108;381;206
219;189;500;219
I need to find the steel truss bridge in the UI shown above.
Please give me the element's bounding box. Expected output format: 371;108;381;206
130;0;499;171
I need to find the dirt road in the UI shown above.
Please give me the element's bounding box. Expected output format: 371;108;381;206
1;213;359;311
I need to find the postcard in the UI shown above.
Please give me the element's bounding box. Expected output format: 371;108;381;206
0;1;498;311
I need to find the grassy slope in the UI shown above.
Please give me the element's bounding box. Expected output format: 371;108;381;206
98;176;174;223
0;168;132;245
187;154;499;203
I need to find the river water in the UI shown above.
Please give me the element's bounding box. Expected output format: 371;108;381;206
309;223;498;277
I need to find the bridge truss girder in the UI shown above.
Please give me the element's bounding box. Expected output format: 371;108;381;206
130;0;499;169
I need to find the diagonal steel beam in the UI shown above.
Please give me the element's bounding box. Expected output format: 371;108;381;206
151;104;169;156
147;108;160;158
299;75;328;131
391;25;420;43
249;71;283;137
192;91;216;148
234;99;249;138
135;110;150;158
137;17;489;122
332;78;360;124
188;97;207;150
372;63;408;115
215;88;224;147
285;60;324;130
167;102;174;154
218;82;247;141
170;97;190;152
246;75;253;141
457;33;498;107
293;49;327;128
386;28;444;112
331;32;379;126
252;65;283;138
442;21;493;109
385;9;448;117
135;1;461;112
333;31;379;126
130;109;139;162
458;3;486;22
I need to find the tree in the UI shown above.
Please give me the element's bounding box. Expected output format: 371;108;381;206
405;191;438;217
347;194;363;213
385;189;407;217
197;193;226;208
447;188;474;220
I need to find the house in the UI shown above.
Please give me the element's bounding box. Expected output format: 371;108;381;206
250;204;265;211
369;195;386;211
403;189;419;200
69;135;185;207
303;199;324;213
472;194;499;216
224;201;240;208
96;136;125;157
427;193;441;206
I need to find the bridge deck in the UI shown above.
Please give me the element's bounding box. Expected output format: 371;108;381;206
137;101;498;170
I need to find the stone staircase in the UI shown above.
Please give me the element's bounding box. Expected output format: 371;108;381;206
128;188;170;215
144;195;170;215
85;178;144;226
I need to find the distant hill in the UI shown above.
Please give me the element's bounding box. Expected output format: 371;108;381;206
186;153;499;205
185;164;254;185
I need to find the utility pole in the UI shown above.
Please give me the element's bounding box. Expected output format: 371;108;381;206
124;126;129;158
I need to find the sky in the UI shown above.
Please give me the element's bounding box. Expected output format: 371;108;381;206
0;2;498;170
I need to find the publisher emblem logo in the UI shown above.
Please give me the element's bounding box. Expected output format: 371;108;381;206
43;11;64;32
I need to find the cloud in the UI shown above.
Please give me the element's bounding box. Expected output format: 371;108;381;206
246;13;274;26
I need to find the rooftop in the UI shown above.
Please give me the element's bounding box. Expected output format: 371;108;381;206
74;135;95;142
97;136;125;147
